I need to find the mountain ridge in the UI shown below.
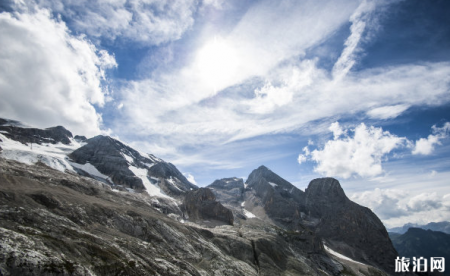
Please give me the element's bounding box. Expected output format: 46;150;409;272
0;117;397;275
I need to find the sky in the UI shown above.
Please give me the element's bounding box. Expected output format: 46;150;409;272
0;0;449;228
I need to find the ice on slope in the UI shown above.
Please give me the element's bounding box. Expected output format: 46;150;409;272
70;162;111;181
0;133;82;172
128;165;171;199
324;244;365;265
243;209;256;219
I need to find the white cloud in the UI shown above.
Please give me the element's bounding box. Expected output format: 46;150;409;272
12;0;198;45
183;173;197;185
407;192;442;212
329;121;345;139
352;188;450;228
301;123;405;179
332;0;375;80
110;1;450;170
351;188;408;219
366;104;410;119
0;8;116;136
412;122;450;155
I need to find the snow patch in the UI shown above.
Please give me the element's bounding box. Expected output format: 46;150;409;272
268;182;278;188
241;201;245;207
243;209;256;219
324;244;365;265
70;162;110;180
129;165;171;199
121;152;134;164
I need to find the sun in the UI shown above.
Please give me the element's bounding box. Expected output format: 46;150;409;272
195;36;239;91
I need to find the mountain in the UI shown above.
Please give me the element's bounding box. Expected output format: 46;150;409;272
389;228;450;275
0;118;197;200
69;135;197;197
208;167;398;274
389;221;450;234
0;118;397;275
305;178;397;273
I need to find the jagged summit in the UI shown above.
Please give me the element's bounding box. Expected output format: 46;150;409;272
70;135;197;196
246;165;300;191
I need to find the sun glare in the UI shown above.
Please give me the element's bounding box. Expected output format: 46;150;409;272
195;36;239;91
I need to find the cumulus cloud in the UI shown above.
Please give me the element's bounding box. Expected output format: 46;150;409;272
352;188;450;226
351;188;408;219
300;122;405;178
407;192;442;212
412;122;450;155
0;8;116;136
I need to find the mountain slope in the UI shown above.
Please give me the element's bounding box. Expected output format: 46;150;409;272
69;135;197;197
0;118;197;199
305;178;397;273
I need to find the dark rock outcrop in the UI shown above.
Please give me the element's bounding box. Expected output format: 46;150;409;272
0;119;73;145
69;135;197;195
305;178;398;274
74;135;87;142
244;166;306;228
69;135;146;190
148;162;197;196
207;178;245;206
183;188;234;226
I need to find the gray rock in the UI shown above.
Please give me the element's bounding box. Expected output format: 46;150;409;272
0;120;73;145
69;135;197;196
305;177;398;274
0;158;362;276
183;188;234;226
244;166;307;229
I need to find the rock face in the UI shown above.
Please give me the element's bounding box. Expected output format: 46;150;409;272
305;178;398;273
183;188;234;226
208;178;245;206
0;158;362;276
244;166;307;228
69;135;197;195
0;118;73;145
210;168;398;275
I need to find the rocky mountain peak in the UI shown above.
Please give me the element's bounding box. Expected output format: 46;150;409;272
69;134;197;196
209;177;244;190
246;165;298;191
0;118;73;145
305;177;348;204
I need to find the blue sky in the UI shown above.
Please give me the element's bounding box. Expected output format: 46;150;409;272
1;0;449;227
